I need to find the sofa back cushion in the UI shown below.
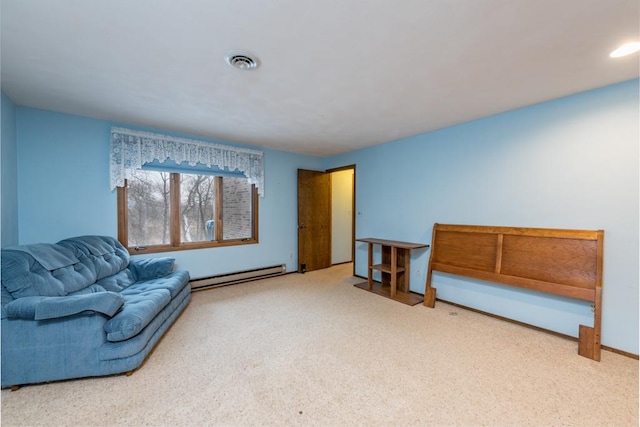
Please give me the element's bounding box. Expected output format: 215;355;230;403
1;244;97;299
96;269;137;293
58;236;130;281
1;236;131;303
130;257;175;281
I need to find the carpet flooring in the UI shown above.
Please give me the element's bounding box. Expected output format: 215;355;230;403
1;263;638;426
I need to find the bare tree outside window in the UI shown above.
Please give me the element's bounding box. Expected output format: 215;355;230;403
127;170;170;247
180;175;216;242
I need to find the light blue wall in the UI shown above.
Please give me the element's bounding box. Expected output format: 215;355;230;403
1;92;19;247
12;80;639;354
16;109;114;241
15;108;322;276
326;79;639;354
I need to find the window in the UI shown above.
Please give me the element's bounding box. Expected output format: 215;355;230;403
118;169;258;253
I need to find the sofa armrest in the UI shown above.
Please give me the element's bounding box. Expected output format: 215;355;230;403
4;292;125;320
129;257;175;281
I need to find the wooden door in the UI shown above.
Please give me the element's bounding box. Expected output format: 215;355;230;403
298;169;331;273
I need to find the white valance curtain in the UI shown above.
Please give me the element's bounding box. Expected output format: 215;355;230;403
109;127;264;196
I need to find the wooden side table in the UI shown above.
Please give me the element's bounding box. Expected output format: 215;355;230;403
354;238;429;305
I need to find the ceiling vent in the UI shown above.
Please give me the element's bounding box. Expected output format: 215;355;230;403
225;51;260;70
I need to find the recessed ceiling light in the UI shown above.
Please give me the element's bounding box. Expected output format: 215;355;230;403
225;50;260;70
610;42;640;58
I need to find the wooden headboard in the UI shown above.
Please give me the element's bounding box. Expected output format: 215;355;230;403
424;223;604;360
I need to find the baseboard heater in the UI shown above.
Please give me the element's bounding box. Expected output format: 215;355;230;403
189;264;287;291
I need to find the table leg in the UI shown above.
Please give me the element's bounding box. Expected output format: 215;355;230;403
390;246;397;298
367;242;373;290
402;248;410;293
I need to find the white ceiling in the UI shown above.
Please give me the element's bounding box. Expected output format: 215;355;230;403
1;0;638;157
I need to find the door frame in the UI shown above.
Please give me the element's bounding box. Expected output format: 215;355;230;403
327;164;356;276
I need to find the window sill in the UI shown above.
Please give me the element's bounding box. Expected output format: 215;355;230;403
125;238;258;255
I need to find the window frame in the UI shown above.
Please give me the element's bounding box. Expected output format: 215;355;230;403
117;172;259;254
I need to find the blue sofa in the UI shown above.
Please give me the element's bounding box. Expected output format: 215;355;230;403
1;236;191;388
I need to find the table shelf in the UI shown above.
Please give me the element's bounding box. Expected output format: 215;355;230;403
370;263;405;274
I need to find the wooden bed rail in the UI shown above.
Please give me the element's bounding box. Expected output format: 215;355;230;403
424;223;604;361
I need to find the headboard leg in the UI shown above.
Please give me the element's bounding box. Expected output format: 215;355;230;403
579;286;602;361
424;267;436;308
424;287;437;308
578;325;601;361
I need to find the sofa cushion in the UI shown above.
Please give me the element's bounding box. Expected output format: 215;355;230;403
104;288;171;342
128;270;190;298
130;257;175;281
